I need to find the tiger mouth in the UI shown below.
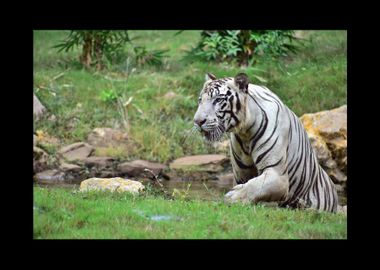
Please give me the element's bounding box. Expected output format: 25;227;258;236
201;126;225;142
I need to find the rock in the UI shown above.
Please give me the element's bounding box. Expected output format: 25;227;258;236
79;177;144;194
118;160;167;177
35;130;60;146
98;171;118;178
59;162;82;173
87;128;129;148
34;94;46;120
34;169;65;184
169;154;229;172
163;91;179;99
325;167;347;184
33;146;50;173
58;142;94;162
300;105;347;185
83;156;115;169
33;135;37;146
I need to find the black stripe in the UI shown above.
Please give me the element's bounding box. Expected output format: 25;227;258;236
288;134;305;191
235;134;250;156
255;136;279;165
235;93;241;111
255;102;280;153
259;157;283;173
232;148;255;170
245;120;256;133
292;134;314;202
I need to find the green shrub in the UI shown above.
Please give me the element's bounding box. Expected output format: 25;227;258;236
54;30;131;70
192;30;302;66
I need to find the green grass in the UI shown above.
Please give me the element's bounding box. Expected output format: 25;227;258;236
33;30;347;163
33;187;347;239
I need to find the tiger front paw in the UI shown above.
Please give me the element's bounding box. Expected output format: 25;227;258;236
224;184;250;204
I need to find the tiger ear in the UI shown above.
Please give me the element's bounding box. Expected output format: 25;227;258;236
234;73;249;93
205;73;217;81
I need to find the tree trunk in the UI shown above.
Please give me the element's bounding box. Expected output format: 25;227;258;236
80;33;93;69
94;35;104;71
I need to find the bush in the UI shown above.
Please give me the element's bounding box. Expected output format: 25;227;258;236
192;30;302;66
54;31;168;70
54;30;131;70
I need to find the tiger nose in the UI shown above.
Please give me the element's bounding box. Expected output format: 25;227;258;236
194;118;207;127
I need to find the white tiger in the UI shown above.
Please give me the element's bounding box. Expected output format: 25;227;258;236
193;72;338;212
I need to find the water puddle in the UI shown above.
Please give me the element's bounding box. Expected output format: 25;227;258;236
133;209;182;222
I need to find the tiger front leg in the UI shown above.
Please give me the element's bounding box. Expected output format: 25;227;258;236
224;168;289;204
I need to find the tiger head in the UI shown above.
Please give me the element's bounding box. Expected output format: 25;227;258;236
193;72;249;141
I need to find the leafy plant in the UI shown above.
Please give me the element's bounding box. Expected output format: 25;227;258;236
133;46;168;66
54;30;131;70
192;30;303;66
99;89;118;103
172;183;192;201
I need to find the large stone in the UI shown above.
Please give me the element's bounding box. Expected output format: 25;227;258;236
118;160;167;177
34;94;46;119
83;156;115;169
169;154;229;172
33;146;50;173
58;142;94;162
34;169;65;184
300;105;347;185
79;177;144;194
87;128;129;148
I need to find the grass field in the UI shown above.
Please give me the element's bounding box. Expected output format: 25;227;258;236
33;30;347;163
33;187;347;239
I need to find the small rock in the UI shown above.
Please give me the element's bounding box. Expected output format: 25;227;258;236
58;142;94;162
79;177;144;194
118;160;167;177
48;114;57;122
99;171;118;178
34;169;65;184
169;154;229;172
87;128;129;148
59;162;82;173
35;130;60;146
33;146;50;173
83;156;115;169
34;94;46;120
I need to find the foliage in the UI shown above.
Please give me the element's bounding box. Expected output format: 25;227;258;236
54;30;131;70
133;46;168;66
171;183;192;201
99;89;118;103
54;30;168;70
192;30;302;66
